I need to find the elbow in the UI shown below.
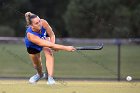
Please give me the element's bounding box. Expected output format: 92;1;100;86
50;33;55;38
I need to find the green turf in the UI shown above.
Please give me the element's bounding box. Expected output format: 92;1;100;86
0;43;140;79
0;80;140;93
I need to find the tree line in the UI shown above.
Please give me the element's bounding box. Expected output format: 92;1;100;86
0;0;140;38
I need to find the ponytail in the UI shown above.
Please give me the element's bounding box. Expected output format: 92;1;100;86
25;12;37;26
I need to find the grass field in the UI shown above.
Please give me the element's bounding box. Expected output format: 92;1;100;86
0;80;140;93
0;43;140;79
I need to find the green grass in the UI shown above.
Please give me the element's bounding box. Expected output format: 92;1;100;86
0;80;140;93
0;43;140;79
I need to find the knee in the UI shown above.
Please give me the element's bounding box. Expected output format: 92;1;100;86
44;48;53;56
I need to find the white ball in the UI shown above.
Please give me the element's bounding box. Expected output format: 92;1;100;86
126;76;132;81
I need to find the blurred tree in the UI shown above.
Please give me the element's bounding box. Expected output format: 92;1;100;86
0;0;140;38
64;0;140;38
64;0;118;38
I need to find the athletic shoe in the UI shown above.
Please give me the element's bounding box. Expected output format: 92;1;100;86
47;76;56;85
29;73;46;84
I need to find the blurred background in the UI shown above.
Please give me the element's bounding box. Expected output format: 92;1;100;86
0;0;140;80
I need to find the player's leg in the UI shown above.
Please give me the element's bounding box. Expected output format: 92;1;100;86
28;53;45;83
43;47;55;84
29;53;43;76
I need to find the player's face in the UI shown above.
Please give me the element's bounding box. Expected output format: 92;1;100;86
31;17;42;31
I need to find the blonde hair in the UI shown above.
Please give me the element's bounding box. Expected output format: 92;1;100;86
25;12;37;26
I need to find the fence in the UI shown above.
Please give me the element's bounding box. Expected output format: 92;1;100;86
0;37;140;81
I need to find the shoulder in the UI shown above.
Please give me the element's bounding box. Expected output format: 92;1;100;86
41;19;49;28
41;19;48;24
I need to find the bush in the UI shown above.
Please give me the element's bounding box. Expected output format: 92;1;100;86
0;25;15;37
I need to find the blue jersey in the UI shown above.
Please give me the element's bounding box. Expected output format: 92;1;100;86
24;26;48;51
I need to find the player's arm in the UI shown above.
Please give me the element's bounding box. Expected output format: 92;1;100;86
41;19;55;43
27;32;75;52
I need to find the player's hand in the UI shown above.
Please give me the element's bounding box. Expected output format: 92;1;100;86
66;46;76;52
